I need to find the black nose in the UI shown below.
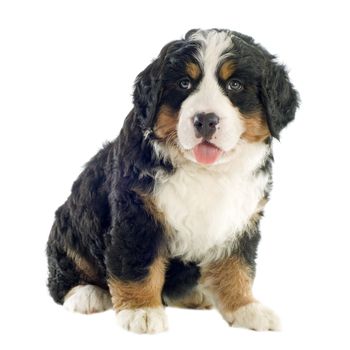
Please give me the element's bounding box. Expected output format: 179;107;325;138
193;113;220;140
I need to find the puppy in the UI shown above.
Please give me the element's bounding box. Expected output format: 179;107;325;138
46;28;299;333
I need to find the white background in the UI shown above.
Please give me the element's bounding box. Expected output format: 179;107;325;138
1;0;349;349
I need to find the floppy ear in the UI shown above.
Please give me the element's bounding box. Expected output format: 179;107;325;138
260;61;299;139
133;42;178;129
133;62;163;129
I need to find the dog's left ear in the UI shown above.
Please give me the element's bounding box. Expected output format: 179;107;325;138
260;60;299;139
133;41;177;129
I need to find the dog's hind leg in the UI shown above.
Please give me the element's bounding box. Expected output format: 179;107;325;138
63;285;112;314
47;239;81;305
47;243;112;314
47;223;111;313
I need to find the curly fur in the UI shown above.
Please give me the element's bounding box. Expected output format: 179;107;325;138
46;29;298;332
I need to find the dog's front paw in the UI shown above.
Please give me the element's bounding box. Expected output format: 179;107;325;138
116;307;168;334
228;302;281;331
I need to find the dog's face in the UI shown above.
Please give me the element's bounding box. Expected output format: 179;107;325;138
134;29;298;165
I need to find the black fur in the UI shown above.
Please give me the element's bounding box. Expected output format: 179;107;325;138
234;229;261;278
47;236;82;303
162;259;201;300
260;60;299;139
46;29;298;305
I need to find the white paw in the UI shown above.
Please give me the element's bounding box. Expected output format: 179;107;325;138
116;307;168;334
63;285;112;314
229;302;281;331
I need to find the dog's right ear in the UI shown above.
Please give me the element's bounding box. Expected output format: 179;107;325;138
133;42;177;129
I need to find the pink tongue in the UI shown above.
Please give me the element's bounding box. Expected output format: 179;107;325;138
193;142;223;164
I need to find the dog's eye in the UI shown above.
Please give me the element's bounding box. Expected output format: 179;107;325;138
226;79;243;92
178;78;192;90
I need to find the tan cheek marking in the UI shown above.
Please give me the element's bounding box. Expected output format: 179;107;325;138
200;257;254;315
108;257;166;311
241;111;270;142
186;62;201;80
66;248;99;282
219;60;236;80
154;105;179;141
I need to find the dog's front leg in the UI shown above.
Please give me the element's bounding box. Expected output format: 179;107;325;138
106;191;168;334
108;257;167;334
201;256;280;331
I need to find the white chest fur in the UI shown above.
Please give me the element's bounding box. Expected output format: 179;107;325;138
153;142;270;263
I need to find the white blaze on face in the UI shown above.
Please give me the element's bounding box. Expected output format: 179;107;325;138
177;31;245;158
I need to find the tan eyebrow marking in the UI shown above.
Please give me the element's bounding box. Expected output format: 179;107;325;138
186;62;201;80
219;60;236;80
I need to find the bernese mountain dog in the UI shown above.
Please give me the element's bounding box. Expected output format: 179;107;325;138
46;28;299;333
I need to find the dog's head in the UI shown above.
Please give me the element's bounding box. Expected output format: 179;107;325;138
133;29;299;166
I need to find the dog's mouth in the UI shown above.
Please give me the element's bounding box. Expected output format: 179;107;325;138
193;141;223;165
